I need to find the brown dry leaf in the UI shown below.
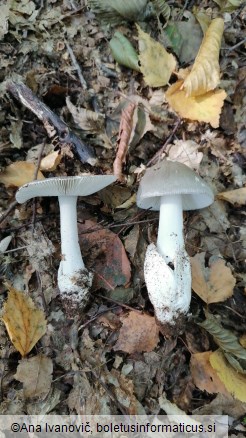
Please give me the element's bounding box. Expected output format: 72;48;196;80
190;351;229;395
40;150;62;171
191;252;235;303
167;140;203;170
78;219;131;290
166;80;227;128
240;334;246;349
114;311;159;354
182;18;224;96
113;102;136;182
0;162;44;187
15;355;53;398
210;349;246;402
105;369;144;414
137;24;176;87
66;96;105;133
217;187;246;206
2;286;47;357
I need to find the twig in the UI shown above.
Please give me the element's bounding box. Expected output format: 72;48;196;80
227;37;246;53
0;201;18;225
6;81;96;165
147;118;181;166
96;293;143;314
65;40;87;90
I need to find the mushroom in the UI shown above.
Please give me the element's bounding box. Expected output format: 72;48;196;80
16;175;116;310
137;160;214;333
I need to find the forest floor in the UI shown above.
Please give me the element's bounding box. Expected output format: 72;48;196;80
0;0;246;436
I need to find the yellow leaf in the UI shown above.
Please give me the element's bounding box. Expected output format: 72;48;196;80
166;80;226;128
182;18;224;96
190;351;229;395
191;252;236;304
0;162;44;187
217;187;246;206
40;151;62;171
137;24;176;87
209;349;246;402
2;286;47;357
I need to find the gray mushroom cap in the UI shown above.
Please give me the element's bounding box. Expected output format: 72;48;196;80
16;175;116;203
137;160;214;211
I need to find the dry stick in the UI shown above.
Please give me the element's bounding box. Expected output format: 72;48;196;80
97;293;143;315
6;81;96;165
147;118;181;167
0;200;18;225
65;41;87;90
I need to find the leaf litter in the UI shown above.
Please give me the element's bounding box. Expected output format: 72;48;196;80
0;0;245;427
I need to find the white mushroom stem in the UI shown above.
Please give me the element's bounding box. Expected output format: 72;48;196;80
157;194;184;263
58;195;85;275
57;195;93;307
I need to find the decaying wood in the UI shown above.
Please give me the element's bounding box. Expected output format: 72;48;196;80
6;81;96;165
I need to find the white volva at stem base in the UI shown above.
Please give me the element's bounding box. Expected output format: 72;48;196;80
57;196;92;305
157;194;184;263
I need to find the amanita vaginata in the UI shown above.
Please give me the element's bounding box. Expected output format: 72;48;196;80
16;175;116;310
137;160;214;333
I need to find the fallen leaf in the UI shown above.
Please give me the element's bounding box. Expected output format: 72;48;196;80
152;0;171;22
0;162;44;187
78;219;131;291
0;236;12;253
15;355;53;398
165;13;203;64
212;0;243;12
2;285;47;356
88;0;148;26
191;252;236;303
137;24;176;87
113;102;136;181
0;3;9;40
167;139;203;170
166;80;227;128
193;392;246;416
199;313;246;361
182;18;224;96
190;351;229;395
109;31;140;71
217;187;246;205
210;349;246;402
66;97;105;133
114;311;159;354
40;150;62;171
240;334;246;349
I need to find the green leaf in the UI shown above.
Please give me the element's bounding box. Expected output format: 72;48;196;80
212;0;243;12
88;0;148;26
224;352;246;374
109;32;140;71
198;313;246;361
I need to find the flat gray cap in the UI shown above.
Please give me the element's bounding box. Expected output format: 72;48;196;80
16;175;116;203
137;160;214;211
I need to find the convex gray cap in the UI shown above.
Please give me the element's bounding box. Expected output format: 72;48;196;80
16;175;116;203
137;160;214;211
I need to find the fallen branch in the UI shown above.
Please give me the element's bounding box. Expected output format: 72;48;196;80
6;81;96;165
